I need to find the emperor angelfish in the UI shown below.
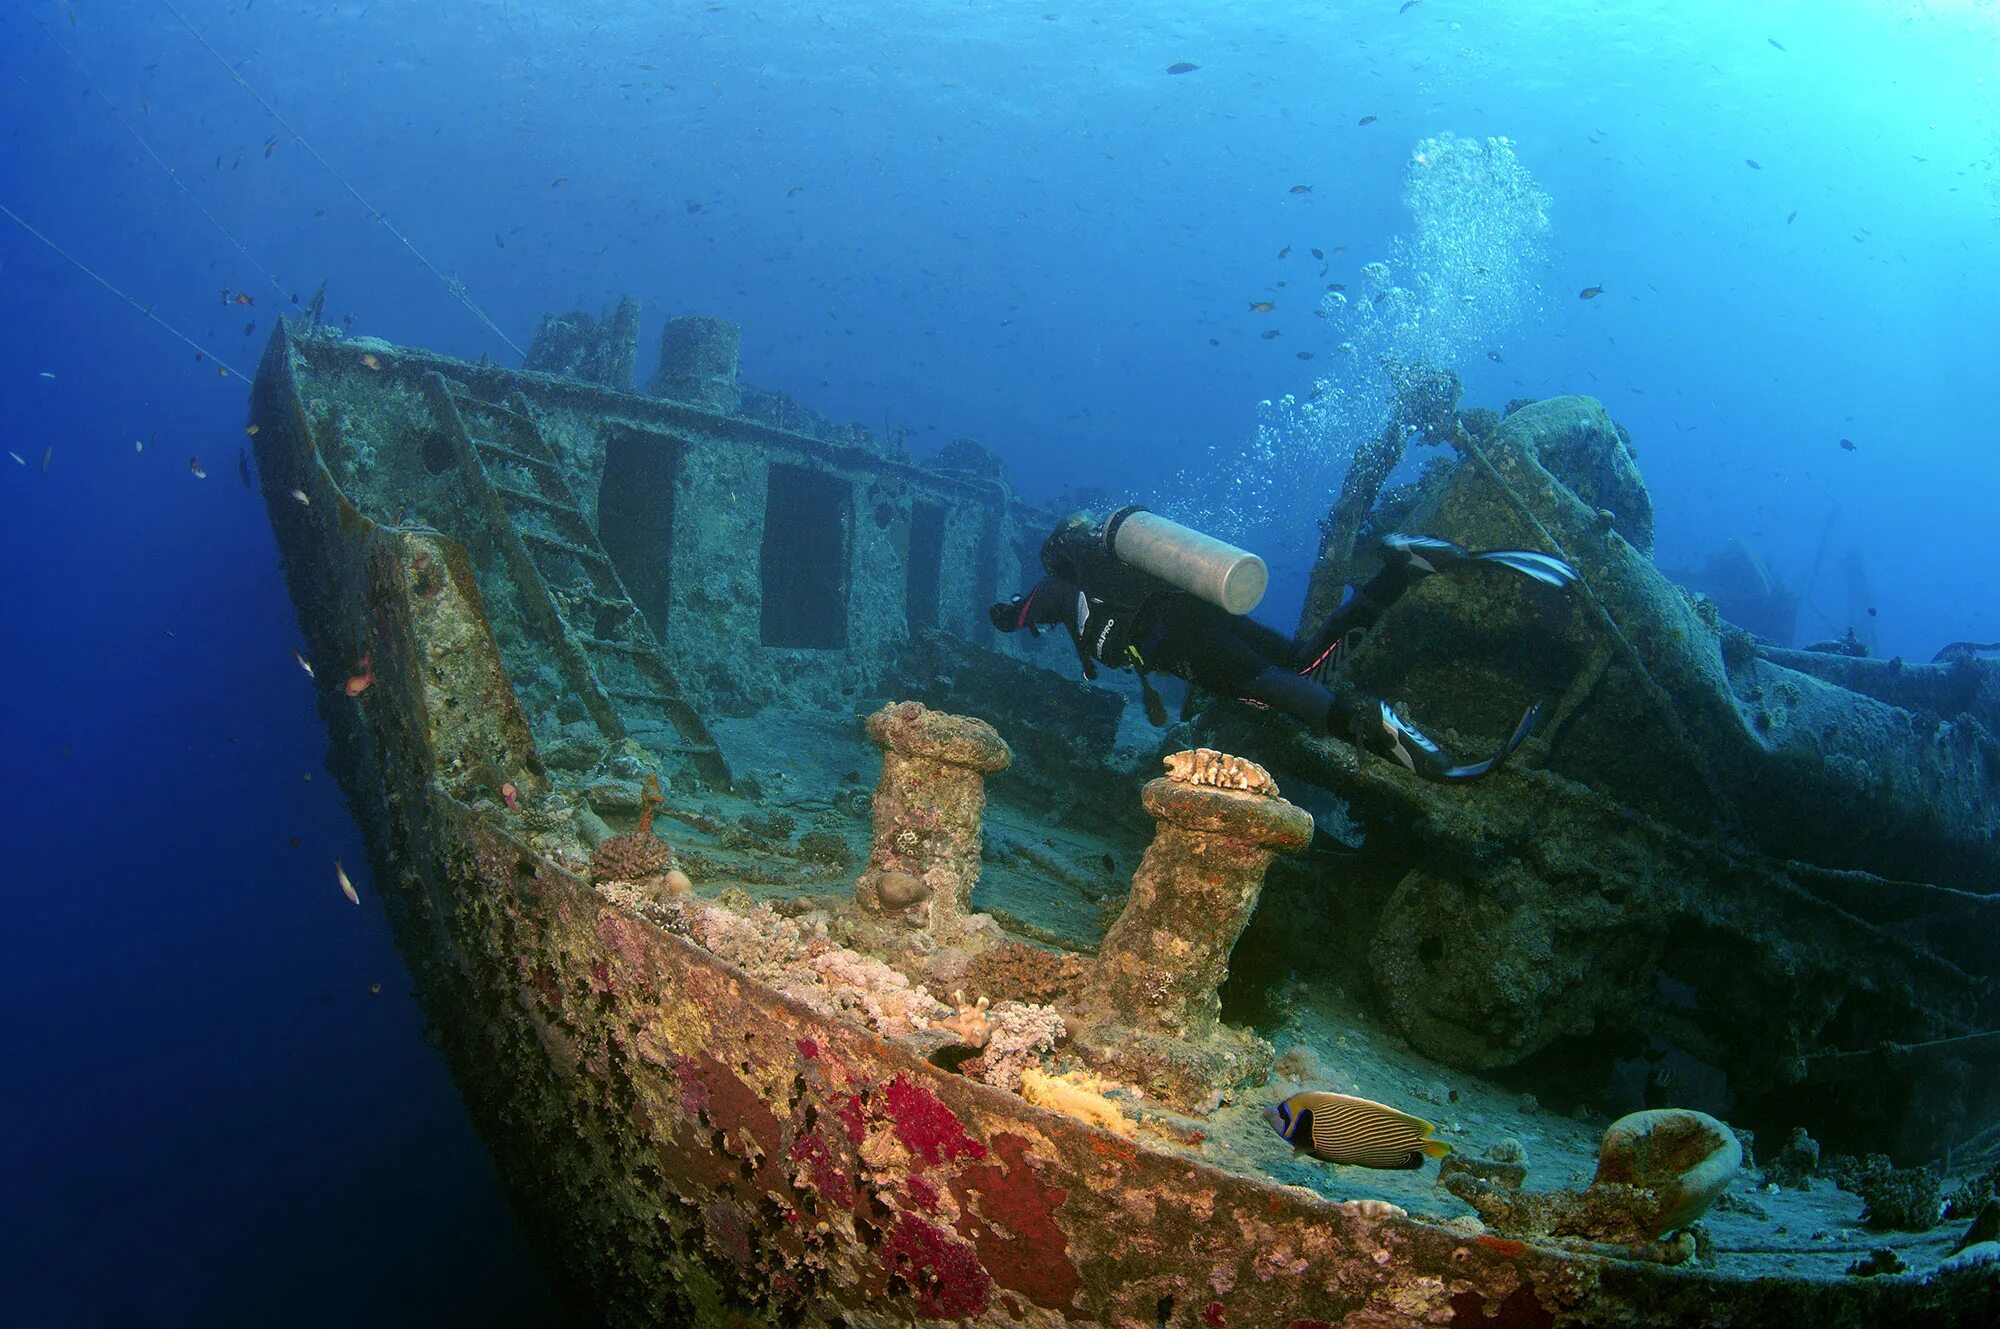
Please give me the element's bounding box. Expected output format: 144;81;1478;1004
1267;1091;1452;1170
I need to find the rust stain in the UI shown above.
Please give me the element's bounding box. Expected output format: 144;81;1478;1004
703;1199;756;1273
677;1052;783;1179
958;1132;1081;1313
1448;1284;1555;1328
1086;1134;1138;1163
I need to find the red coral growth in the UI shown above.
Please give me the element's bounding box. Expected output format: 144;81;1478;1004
884;1074;987;1167
1201;1302;1226;1328
905;1176;940;1212
787;1131;856;1209
838;1094;866;1145
881;1214;990;1319
960;1133;1078;1311
796;1037;820;1060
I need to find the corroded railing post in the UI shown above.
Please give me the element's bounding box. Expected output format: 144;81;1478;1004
856;701;1011;944
1067;749;1312;1112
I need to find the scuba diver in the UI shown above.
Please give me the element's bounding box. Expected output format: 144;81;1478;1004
988;507;1579;783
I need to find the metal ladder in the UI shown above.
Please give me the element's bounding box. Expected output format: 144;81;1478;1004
421;371;729;789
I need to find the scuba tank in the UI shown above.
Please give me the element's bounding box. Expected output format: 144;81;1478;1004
1105;506;1266;615
1041;505;1267;615
1039;506;1267;727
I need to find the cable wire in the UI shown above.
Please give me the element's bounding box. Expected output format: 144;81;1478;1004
155;0;526;359
32;7;292;306
0;198;249;381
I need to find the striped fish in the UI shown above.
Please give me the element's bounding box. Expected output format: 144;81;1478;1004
1266;1091;1452;1170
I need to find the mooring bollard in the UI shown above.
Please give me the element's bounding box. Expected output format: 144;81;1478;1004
1067;748;1313;1112
856;701;1011;944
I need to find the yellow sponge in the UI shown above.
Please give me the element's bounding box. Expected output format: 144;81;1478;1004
1020;1067;1135;1139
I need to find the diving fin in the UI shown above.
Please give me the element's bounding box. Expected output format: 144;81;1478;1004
1380;533;1466;574
1466;549;1579;589
1380;533;1578;590
1365;698;1544;783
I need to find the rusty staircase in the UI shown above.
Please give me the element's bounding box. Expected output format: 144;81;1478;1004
420;372;730;789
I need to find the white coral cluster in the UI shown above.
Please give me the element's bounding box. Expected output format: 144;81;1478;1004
970;1000;1070;1093
798;947;954;1038
680;901;953;1040
606;892;1068;1091
1162;748;1279;796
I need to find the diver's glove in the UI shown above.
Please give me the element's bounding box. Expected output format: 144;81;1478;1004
1381;533;1579;590
988;597;1026;633
1359;697;1545;783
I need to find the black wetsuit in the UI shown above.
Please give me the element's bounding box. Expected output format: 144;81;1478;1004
992;525;1571;782
997;559;1431;737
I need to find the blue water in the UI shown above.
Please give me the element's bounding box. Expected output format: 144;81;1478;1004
3;1;1995;1322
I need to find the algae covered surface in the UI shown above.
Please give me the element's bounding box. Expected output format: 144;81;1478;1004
245;320;2000;1326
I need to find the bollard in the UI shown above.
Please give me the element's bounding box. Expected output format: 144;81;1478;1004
856;701;1011;945
1067;749;1313;1112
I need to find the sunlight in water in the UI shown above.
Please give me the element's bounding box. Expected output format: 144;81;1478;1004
1169;134;1552;561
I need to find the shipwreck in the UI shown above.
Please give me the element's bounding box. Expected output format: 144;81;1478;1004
249;304;2000;1327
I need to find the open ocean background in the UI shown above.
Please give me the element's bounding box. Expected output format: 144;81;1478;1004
3;1;1995;1323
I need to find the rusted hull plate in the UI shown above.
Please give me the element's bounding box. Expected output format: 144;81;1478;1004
400;804;2000;1328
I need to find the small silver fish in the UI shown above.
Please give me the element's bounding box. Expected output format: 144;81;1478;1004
289;488;311;505
1267;1091;1451;1169
335;859;360;905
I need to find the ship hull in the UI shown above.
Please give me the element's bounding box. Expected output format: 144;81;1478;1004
249;326;1999;1327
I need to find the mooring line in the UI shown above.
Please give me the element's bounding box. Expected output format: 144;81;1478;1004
155;0;527;359
0;199;249;381
32;8;293;306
